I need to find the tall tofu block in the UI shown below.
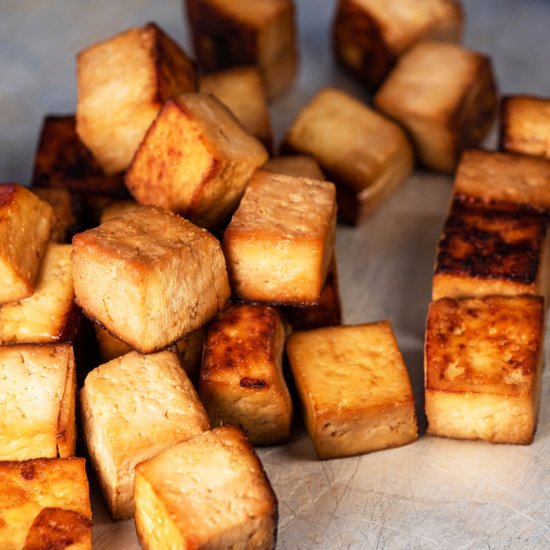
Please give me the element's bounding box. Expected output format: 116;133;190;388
125;93;268;229
287;322;418;459
32;188;78;243
0;458;91;550
282;88;413;225
186;0;297;99
80;349;210;519
0;344;76;461
333;0;463;89
433;206;550;301
425;296;544;444
375;41;498;173
72;206;230;354
76;22;197;175
224;170;336;305
0;184;55;304
200;66;273;151
0;244;79;345
200;304;292;445
134;426;277;550
453;149;550;215
263;155;325;180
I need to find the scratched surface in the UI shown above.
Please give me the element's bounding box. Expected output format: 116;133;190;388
2;0;550;548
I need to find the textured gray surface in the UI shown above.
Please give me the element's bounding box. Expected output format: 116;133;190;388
1;1;550;548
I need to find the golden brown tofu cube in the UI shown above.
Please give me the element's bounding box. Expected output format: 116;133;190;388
262;155;325;180
200;304;292;445
99;200;139;224
282;88;414;225
80;349;209;519
375;41;497;172
287;322;417;459
72;206;230;354
425;296;544;444
200;66;273;151
433;205;550;302
453;149;550;215
224;170;336;305
126;93;268;229
76;22;197;175
32;188;78;243
0;458;91;550
500;95;550;160
333;0;463;89
0;184;55;304
0;344;76;461
31;115;127;197
134;426;277;550
186;0;297;99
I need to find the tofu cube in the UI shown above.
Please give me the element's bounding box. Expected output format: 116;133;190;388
224;170;336;304
0;184;55;304
333;0;463;89
425;296;544;444
0;344;76;461
32;188;78;243
80;349;210;519
185;0;297;99
0;458;91;550
200;66;273;152
375;41;498;172
99;200;139;224
263;155;325;180
286;322;418;459
72;206;230;354
76;22;197;175
500;95;550;160
134;426;277;550
125;93;268;229
282;88;414;225
200;304;293;444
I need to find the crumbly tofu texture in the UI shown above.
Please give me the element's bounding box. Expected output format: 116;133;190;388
287;322;418;459
0;344;76;461
125;93;268;229
0;458;91;550
76;22;197;175
200;304;293;445
282;88;414;225
375;41;497;172
72;206;230;354
224;170;337;305
0;184;55;304
425;296;544;444
134;426;277;550
80;349;210;519
263;155;325;180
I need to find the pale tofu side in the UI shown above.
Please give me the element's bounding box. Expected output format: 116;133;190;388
0;458;91;550
134;426;277;550
224;170;337;304
80;349;210;519
262;155;325;180
286;322;417;459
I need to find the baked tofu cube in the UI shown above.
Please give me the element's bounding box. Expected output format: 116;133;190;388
263;155;325;180
80;349;210;519
282;88;413;225
287;322;417;459
0;343;76;461
125;93;268;229
500;95;550;160
0;244;79;345
186;0;297;99
134;425;277;550
200;304;292;445
72;206;230;354
31;115;127;197
0;458;91;550
32;188;78;243
453;149;550;215
425;296;544;444
224;170;336;304
0;184;55;304
375;41;498;173
99;200;139;224
200;66;273;151
76;22;197;175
